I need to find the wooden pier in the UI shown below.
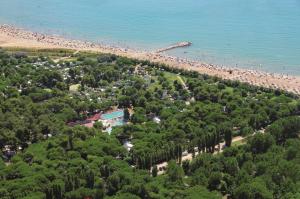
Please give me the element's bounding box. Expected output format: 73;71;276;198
155;41;192;53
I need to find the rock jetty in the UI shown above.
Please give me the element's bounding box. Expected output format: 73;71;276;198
155;41;192;53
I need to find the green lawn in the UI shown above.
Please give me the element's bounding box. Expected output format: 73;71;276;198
224;86;234;94
232;139;246;147
164;71;180;82
4;47;76;58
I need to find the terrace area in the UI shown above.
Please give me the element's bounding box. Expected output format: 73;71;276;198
68;109;125;134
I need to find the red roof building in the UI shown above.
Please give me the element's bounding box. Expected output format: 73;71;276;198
82;122;94;128
86;113;101;122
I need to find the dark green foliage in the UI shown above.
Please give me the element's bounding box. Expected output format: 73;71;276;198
248;133;275;154
152;165;158;177
0;48;299;199
266;116;300;143
234;178;273;199
123;108;130;121
166;160;184;185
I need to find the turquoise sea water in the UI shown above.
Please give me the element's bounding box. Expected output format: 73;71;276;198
0;0;299;74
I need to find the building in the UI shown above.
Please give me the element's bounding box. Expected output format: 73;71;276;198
123;141;133;151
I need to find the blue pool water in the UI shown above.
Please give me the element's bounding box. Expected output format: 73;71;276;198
0;0;299;74
102;110;124;120
114;120;125;126
102;110;124;134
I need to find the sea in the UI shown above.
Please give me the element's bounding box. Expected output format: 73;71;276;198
0;0;299;75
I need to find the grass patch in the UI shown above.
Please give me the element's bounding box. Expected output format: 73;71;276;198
164;71;180;83
148;76;162;91
232;139;246;147
3;47;76;57
43;88;52;93
224;87;234;94
69;84;80;92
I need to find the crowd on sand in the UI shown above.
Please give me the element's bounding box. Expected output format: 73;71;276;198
1;24;300;95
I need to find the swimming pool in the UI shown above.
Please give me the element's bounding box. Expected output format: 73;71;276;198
101;110;124;120
102;110;125;134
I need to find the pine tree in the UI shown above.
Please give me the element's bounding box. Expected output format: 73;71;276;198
152;165;158;177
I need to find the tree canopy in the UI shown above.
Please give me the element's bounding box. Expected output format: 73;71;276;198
0;48;299;199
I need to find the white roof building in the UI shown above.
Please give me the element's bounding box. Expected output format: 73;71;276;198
123;141;133;151
153;117;161;124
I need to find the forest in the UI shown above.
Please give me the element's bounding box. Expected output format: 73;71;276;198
0;48;300;199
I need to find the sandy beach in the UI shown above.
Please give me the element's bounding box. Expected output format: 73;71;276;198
1;24;299;95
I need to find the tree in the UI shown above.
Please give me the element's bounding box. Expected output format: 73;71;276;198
266;116;300;143
208;172;222;191
223;157;239;176
1;48;300;199
113;193;140;199
248;134;275;154
234;179;273;199
85;170;95;189
93;121;103;130
240;126;253;137
131;108;146;124
124;109;130;121
183;186;221;199
152;165;158;177
182;160;190;175
224;130;232;147
118;96;131;108
218;123;232;148
51;182;63;199
166;160;184;185
107;174;121;195
191;169;208;187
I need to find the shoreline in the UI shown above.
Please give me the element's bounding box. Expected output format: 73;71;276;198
1;24;300;95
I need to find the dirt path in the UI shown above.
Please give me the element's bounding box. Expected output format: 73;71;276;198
155;133;258;175
177;75;188;91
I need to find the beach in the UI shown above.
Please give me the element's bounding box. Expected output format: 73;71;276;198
1;24;300;95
